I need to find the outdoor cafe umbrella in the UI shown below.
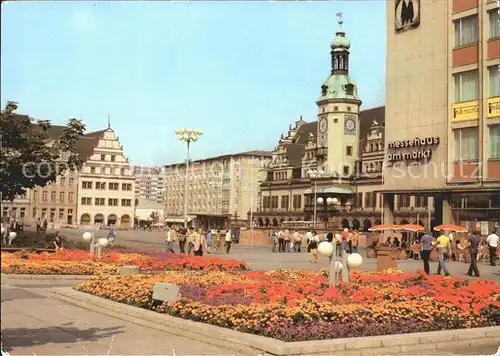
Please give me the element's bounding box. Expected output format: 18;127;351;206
399;224;425;232
368;224;402;232
433;224;467;233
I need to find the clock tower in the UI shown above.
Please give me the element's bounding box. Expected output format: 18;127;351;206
316;15;362;177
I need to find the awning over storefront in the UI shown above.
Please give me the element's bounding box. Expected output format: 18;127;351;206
304;187;353;194
164;215;195;223
374;187;500;194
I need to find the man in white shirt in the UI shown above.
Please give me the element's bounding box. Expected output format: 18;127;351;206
165;228;174;253
225;230;233;254
486;229;499;266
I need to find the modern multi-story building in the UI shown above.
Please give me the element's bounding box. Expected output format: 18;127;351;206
382;0;500;232
134;166;165;203
164;150;271;228
77;124;136;228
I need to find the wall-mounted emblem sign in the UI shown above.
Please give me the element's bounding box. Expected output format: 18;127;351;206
487;97;500;118
452;101;479;121
387;136;439;162
395;0;421;32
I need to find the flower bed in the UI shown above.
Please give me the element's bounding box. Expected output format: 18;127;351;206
1;250;247;275
76;269;500;341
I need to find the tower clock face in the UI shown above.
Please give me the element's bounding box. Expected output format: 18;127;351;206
319;118;328;133
344;117;356;135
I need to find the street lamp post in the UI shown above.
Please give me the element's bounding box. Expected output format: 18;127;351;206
175;128;203;228
307;169;324;228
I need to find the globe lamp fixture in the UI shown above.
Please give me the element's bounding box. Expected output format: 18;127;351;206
318;241;334;257
347;253;363;268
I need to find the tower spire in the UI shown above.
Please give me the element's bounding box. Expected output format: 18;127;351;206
107;114;111;129
330;13;351;75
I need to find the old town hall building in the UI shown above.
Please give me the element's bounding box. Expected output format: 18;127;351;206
251;19;433;232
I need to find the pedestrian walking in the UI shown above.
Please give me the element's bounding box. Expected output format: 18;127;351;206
187;228;196;255
271;230;278;252
277;229;285;252
420;229;433;274
486;229;499;266
305;230;313;252
194;229;205;256
292;230;301;252
467;231;481;277
107;226;117;245
225;229;232;253
178;227;187;254
284;229;291;252
165;227;175;253
308;231;319;263
435;231;451;276
205;229;213;254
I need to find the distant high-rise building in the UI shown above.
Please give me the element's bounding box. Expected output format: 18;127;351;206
134;166;165;203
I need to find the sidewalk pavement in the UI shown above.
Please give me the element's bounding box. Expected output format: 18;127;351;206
1;283;232;356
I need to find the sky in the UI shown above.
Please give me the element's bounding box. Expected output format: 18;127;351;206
1;1;386;166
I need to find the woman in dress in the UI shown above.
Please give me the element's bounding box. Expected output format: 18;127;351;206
308;231;320;263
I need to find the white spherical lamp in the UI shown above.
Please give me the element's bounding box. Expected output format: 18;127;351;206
326;197;333;205
347;253;363;268
332;197;339;204
8;232;17;239
98;238;109;248
1;226;5;234
334;261;343;272
317;197;324;204
82;232;92;242
318;241;334;257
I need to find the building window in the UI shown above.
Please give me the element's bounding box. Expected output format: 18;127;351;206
346;146;353;156
51;192;56;201
50;208;56;220
68;192;74;202
58;209;64;220
398;195;411;208
333;118;338;123
453;127;479;161
334;106;339;111
109;182;119;190
415;195;426;208
101;154;106;161
20;208;26;218
292;194;302;209
453;15;478;47
41;208;47;218
489;125;500;159
33;191;38;200
60;178;66;187
364;192;376;208
32;208;36;218
96;182;106;190
69;178;74;186
2;208;8;217
352;193;363;208
280;196;289;210
90;167;96;174
454;70;478;102
81;197;92;205
60;192;65;202
111;155;116;162
263;196;270;209
343;165;350;176
82;181;93;189
95;198;105;206
108;198;119;206
42;191;48;201
121;199;131;207
271;196;278;209
488;66;500;98
490;10;500;39
68;209;73;215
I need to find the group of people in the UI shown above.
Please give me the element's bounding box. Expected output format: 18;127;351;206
164;226;234;256
417;228;499;277
271;228;360;263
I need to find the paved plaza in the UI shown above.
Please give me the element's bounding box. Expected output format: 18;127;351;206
59;228;500;281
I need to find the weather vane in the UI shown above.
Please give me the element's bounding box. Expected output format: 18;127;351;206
336;12;343;25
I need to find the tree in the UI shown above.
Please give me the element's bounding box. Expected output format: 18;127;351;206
0;101;86;201
150;211;160;224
